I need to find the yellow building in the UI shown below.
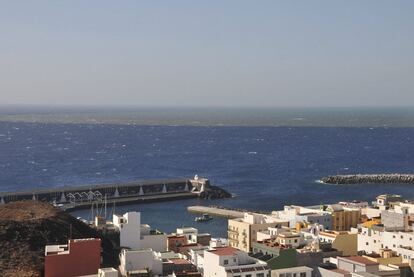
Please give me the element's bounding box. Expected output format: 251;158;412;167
361;218;381;228
363;249;402;265
326;204;361;231
318;230;358;256
228;213;286;252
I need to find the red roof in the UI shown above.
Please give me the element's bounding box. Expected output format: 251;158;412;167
340;256;379;266
174;271;202;277
209;246;238;256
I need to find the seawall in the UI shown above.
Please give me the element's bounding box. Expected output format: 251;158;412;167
0;176;231;210
320;174;414;185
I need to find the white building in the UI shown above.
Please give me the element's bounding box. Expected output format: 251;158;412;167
98;268;119;277
228;212;288;252
318;256;400;277
189;238;228;274
272;205;331;229
271;266;313;277
119;248;163;276
380;201;414;231
189;246;209;273
256;226;296;242
113;212;168;252
357;225;414;263
203;246;269;277
256;226;305;248
176;227;199;244
375;195;403;210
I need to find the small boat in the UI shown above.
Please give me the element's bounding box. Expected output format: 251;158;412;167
195;214;213;222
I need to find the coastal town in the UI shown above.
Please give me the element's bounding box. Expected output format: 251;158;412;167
1;1;413;276
3;192;413;277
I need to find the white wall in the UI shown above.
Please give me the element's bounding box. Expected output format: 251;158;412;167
358;227;414;255
113;212;141;249
271;266;313;277
203;250;222;277
119;249;162;276
203;248;269;277
141;234;168;252
362;207;381;219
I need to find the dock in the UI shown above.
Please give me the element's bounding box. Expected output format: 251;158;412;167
0;176;213;211
187;205;245;219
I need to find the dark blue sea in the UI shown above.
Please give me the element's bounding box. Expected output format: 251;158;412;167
1;121;414;237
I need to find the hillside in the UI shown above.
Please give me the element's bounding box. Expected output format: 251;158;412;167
0;200;117;277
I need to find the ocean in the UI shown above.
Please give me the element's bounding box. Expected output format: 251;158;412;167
1;107;414;237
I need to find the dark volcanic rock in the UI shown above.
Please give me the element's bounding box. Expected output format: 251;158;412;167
321;174;414;185
198;185;232;199
0;200;118;277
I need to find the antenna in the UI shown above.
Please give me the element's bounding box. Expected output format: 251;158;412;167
91;201;94;223
104;194;107;219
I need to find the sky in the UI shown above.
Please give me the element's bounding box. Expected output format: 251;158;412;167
0;1;413;107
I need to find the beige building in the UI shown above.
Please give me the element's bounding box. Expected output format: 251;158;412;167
228;212;287;252
318;231;358;256
326;204;361;231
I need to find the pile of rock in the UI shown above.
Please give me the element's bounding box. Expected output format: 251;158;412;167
321;174;414;185
198;185;232;199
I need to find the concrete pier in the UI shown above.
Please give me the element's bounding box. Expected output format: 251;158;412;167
187;205;245;219
0;176;213;210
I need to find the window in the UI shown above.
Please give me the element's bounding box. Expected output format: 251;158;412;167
257;274;265;277
300;273;307;277
246;275;252;277
293;273;297;277
233;258;236;263
224;259;228;265
366;242;369;245
294;239;298;243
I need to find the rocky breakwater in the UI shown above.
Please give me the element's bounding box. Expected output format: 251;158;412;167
321;174;414;185
197;185;232;199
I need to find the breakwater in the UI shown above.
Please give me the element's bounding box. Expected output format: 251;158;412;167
0;176;231;210
320;174;414;185
187;206;245;219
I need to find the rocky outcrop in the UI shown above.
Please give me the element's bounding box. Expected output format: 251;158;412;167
320;174;414;185
0;201;118;277
197;185;232;199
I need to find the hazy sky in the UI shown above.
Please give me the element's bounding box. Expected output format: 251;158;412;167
1;1;413;107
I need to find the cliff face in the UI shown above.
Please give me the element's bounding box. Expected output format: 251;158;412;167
0;201;117;277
